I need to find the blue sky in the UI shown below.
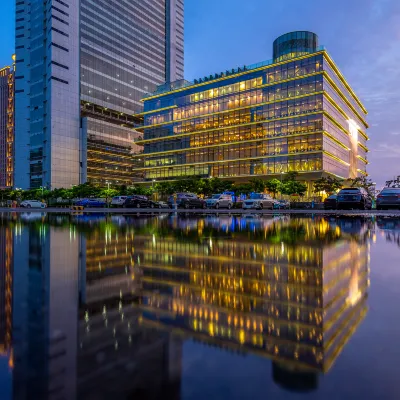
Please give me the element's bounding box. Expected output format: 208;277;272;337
2;0;399;186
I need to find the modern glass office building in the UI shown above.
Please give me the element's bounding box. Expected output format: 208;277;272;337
14;0;184;189
136;32;368;191
0;59;15;189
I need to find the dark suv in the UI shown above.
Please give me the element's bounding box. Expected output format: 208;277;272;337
337;188;372;210
168;193;205;209
125;195;151;208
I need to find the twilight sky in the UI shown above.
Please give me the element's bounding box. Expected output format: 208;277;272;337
1;0;399;186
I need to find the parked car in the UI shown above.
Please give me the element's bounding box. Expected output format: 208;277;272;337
111;196;128;207
376;187;400;210
168;193;205;209
155;201;169;209
205;194;233;209
273;199;290;209
125;195;151;208
242;193;275;210
20;200;47;209
324;194;337;210
74;199;107;208
336;188;372;210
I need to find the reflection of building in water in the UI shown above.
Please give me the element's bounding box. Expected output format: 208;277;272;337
78;216;182;399
133;216;369;383
0;222;13;357
12;222;79;399
82;218;136;304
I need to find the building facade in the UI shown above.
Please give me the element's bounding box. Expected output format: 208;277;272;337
136;32;368;191
14;0;81;190
0;60;15;189
14;0;184;189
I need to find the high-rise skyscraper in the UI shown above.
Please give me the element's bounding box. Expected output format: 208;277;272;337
14;0;184;189
14;0;81;190
0;58;15;189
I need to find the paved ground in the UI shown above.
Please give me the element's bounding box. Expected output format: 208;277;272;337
1;207;400;216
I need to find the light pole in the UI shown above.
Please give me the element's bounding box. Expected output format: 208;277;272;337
280;171;284;200
152;179;156;200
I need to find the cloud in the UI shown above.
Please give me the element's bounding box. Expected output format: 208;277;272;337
371;143;400;158
390;131;400;135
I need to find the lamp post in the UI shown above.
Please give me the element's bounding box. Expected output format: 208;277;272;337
280;172;284;200
152;179;156;200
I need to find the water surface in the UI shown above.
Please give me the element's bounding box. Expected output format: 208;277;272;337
0;212;399;399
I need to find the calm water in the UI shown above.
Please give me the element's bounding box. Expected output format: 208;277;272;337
0;212;399;400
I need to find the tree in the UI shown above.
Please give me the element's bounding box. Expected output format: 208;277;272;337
348;176;375;197
201;178;234;196
282;171;299;182
264;179;282;198
233;183;254;196
100;188;119;203
154;181;174;196
118;185;128;195
385;176;400;188
71;183;102;199
127;185;154;197
281;181;307;197
313;177;343;195
249;178;265;193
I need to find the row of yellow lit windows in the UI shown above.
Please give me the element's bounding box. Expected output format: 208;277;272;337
87;176;132;185
168;82;322;122
145;115;323;143
190;129;323;149
190;76;263;103
145;140;323;167
187;62;320;105
144;157;323;179
88;164;132;173
187;119;324;148
172;99;322;135
88;156;137;168
149;84;322;126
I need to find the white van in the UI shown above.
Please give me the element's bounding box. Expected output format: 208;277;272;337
111;196;128;207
